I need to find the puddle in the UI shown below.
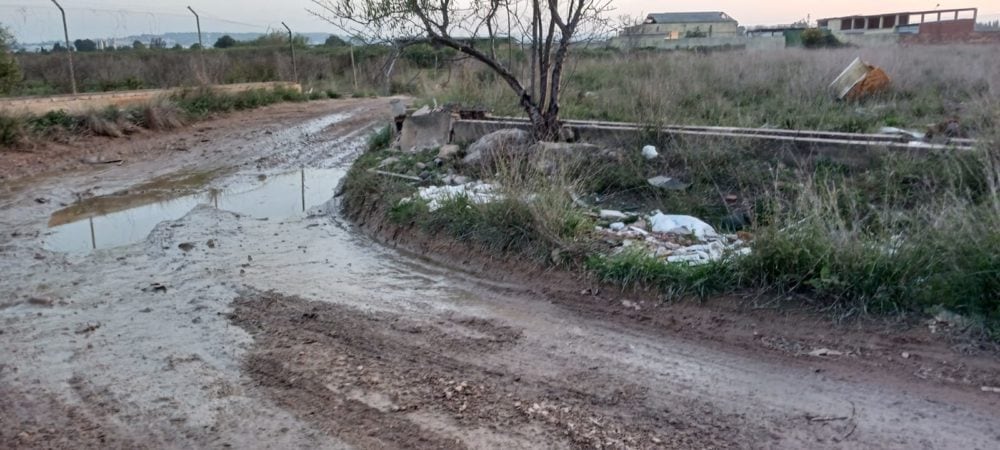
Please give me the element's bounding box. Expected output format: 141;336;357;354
43;168;346;253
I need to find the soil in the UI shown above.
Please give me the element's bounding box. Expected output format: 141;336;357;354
1;99;998;449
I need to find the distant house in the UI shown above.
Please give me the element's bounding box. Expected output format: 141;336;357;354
625;12;740;40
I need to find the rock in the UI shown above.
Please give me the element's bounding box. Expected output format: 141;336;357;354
412;105;431;116
377;157;400;168
462;129;533;167
389;99;406;117
808;348;843;357
415;162;427;170
437;144;461;160
647;175;689;190
649;213;718;239
641;145;658;160
178;242;195;252
418;170;431;180
599;210;628;220
529;141;605;174
609;222;626;231
433;157;444;166
451;175;469;185
398;110;453;153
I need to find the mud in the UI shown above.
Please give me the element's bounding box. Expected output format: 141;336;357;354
1;98;999;449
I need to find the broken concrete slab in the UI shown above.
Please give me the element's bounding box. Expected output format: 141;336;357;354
398;111;453;153
528;141;612;174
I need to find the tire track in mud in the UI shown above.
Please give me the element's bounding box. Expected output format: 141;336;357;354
230;291;761;449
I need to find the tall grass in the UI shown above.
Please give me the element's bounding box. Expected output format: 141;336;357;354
434;45;1000;134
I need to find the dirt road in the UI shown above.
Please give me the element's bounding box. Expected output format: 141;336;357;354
1;99;998;449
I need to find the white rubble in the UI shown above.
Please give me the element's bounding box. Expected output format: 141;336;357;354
641;145;659;160
649;212;718;239
410;181;499;211
597;211;750;266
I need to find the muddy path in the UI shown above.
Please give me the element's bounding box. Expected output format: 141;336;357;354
1;99;998;449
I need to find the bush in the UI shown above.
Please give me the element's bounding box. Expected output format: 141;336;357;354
0;114;26;147
0;24;21;94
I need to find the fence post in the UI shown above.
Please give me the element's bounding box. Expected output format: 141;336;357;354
186;6;206;83
282;22;298;83
50;0;76;94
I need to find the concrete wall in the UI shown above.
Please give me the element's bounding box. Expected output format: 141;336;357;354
0;82;301;116
610;35;784;51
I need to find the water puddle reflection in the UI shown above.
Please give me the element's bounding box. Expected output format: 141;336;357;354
43;168;345;253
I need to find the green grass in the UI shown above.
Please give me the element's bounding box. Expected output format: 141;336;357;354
342;126;1000;336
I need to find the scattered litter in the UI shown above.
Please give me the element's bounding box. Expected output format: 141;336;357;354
808;348;843;357
368;169;422;182
981;386;1000;394
621;300;641;310
409;181;499;211
641;145;659;160
901;352;910;359
647;175;689;191
830;57;891;101
596;211;749;265
878;127;926;140
599;210;629;220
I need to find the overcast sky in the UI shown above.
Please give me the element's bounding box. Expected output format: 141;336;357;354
2;0;998;43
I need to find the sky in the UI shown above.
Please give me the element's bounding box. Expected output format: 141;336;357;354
2;0;999;43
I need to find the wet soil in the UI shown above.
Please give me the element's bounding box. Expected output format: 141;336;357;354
1;98;999;449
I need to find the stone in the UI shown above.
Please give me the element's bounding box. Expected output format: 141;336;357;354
398;111;453;153
529;141;604;174
609;222;626;231
647;176;689;191
415;162;427;170
418;170;431;180
377;157;400;168
641;145;658;160
462;129;533;167
390;99;407;117
437;144;461;160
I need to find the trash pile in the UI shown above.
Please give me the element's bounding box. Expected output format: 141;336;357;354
596;210;751;265
403;181;500;211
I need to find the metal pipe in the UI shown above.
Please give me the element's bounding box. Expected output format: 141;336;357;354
50;0;76;94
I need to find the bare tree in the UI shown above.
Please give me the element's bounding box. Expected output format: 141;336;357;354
309;0;611;140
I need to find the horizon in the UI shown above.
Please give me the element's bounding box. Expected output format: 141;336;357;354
2;0;999;44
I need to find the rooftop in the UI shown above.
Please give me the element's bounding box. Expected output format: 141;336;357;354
645;12;737;24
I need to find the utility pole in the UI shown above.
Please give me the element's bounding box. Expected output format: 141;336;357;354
187;6;206;83
50;0;76;94
186;6;203;49
282;22;297;83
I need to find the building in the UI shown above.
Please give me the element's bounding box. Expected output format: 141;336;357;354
610;11;760;49
625;12;740;40
818;7;978;45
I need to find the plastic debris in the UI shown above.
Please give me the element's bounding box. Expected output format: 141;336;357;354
830;57;891;101
641;145;659;160
649;213;718;239
409;182;499;211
